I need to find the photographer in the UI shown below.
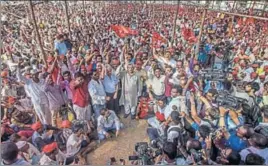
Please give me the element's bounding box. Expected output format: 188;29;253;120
147;110;185;147
154;142;180;165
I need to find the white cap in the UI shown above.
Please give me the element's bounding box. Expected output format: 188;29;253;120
16;141;27;149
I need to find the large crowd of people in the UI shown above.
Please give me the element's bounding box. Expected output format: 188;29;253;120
1;1;268;165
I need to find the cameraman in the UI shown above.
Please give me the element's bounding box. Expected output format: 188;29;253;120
154;142;181;165
147;111;184;146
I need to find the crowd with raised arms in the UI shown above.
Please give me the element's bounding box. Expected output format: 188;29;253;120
1;1;268;165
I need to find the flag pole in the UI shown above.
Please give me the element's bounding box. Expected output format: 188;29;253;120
28;0;47;65
171;0;180;47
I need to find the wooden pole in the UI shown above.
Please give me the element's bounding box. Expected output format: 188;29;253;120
262;2;267;16
228;0;237;36
232;1;237;12
64;0;71;39
249;1;256;15
196;7;207;58
83;0;86;17
171;0;180;47
28;0;47;65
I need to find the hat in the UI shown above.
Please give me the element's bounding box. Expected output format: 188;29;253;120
42;142;58;153
233;57;240;63
31;121;42;131
232;70;238;76
1;71;8;77
59;55;65;60
240;62;246;67
30;69;41;75
2;79;9;84
259;75;266;79
112;59;120;65
136;61;143;66
251;63;259;68
80;65;86;71
61;120;72;128
46;55;55;63
8;96;16;104
72;58;80;65
250;72;258;78
16;141;27;149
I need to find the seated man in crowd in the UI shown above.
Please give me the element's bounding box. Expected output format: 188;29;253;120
66;122;97;164
97;108;123;140
16;141;41;165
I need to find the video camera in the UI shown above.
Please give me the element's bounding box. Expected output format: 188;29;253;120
199;69;226;81
214;91;248;110
128;142;162;165
189;149;203;163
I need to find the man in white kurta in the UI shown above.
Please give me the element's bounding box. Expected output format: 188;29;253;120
117;64;141;119
17;65;51;125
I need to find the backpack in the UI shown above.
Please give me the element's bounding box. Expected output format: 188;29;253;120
244;96;261;127
254;125;268;145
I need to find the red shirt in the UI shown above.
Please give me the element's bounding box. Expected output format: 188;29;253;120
164;76;173;97
70;80;90;107
47;65;59;83
138;99;151;119
155;111;165;122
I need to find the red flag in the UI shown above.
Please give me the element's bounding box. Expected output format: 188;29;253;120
182;28;196;42
246;17;254;25
178;7;184;15
110;25;127;38
125;27;138;35
111;25;138;38
151;32;167;48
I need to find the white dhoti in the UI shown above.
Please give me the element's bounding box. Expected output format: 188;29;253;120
33;102;51;125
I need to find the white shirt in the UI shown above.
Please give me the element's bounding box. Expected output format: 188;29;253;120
147;75;165;96
66;133;86;157
17;69;48;104
165;96;188;120
240;146;268;164
39;150;66;165
88;79;106;105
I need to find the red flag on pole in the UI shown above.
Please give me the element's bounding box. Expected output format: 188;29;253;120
111;25;138;38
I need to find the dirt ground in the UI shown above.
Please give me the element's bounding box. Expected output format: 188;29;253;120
87;115;149;165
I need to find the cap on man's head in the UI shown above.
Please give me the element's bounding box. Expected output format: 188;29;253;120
31;121;42;131
8;96;16;104
30;69;41;75
42;142;58;153
46;55;55;63
1;71;8;77
61;120;72;128
136;61;143;66
251;63;259;68
259;75;266;79
72;58;80;65
16;141;27;149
